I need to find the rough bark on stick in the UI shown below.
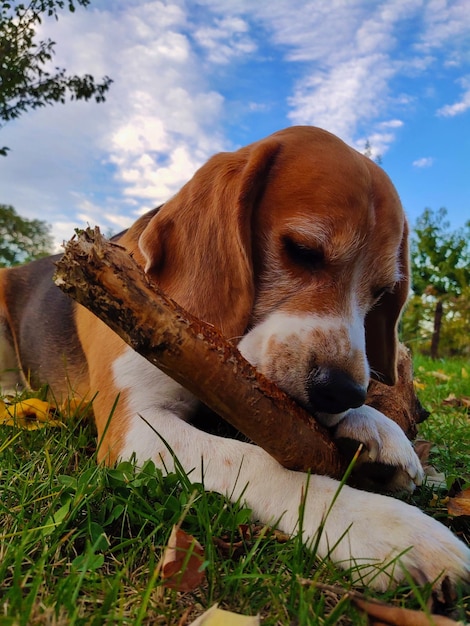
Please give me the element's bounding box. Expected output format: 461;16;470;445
54;227;346;478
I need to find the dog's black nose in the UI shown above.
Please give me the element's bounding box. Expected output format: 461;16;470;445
307;367;367;414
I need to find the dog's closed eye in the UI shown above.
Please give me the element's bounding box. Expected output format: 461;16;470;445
372;285;395;302
283;236;325;271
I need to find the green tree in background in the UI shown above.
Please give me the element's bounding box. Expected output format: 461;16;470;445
0;0;112;155
402;207;470;358
0;204;53;266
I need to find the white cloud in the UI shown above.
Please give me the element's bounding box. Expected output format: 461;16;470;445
91;5;229;206
355;131;397;161
118;144;203;203
2;0;470;248
418;0;470;54
412;157;434;168
249;1;421;151
288;54;395;143
437;78;470;117
52;221;83;252
248;102;269;112
103;213;135;231
1;1;230;245
193;16;256;64
379;119;404;128
437;94;470;117
244;0;468;154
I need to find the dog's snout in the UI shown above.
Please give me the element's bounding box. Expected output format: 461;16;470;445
307;367;367;415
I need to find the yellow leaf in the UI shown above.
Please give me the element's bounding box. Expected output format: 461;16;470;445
462;367;468;379
413;380;426;391
429;370;451;382
0;399;64;429
190;604;260;626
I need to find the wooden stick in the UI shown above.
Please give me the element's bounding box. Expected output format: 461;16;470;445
54;227;346;478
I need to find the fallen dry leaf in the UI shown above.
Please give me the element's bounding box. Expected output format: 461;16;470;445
272;528;290;543
443;393;458;406
161;526;205;592
213;524;289;559
415;440;433;465
442;394;470;410
213;525;255;560
298;579;464;625
189;604;259;625
352;596;463;625
448;488;470;517
428;370;452;382
58;396;93;419
0;399;64;429
424;466;448;489
414;440;447;489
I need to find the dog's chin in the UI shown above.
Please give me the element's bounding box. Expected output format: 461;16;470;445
313;410;348;428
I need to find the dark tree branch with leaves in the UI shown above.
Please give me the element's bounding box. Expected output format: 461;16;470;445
0;0;112;154
0;204;53;266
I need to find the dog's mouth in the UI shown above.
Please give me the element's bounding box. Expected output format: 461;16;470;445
312;408;349;428
293;391;352;428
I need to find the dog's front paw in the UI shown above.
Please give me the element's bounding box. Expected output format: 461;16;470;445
319;485;470;592
334;405;424;491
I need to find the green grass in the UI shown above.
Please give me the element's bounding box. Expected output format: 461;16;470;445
413;354;470;490
0;356;469;625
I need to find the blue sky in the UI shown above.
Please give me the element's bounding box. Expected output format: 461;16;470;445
1;0;469;248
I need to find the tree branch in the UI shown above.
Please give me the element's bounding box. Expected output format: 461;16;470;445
54;227;346;478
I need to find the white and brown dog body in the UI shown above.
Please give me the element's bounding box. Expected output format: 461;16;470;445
0;126;468;590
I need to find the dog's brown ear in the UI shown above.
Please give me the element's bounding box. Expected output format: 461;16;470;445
139;139;281;339
365;220;410;386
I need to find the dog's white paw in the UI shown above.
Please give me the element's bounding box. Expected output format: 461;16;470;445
311;483;470;591
334;405;424;491
220;449;469;593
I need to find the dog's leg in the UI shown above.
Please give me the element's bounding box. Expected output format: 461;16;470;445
0;319;24;394
110;347;470;591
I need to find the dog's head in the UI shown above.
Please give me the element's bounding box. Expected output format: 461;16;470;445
138;126;409;424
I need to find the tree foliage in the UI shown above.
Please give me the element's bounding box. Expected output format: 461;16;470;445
402;207;470;358
411;207;470;299
0;203;53;266
0;0;112;154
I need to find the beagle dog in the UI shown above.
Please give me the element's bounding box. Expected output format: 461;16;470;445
0;126;469;590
